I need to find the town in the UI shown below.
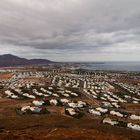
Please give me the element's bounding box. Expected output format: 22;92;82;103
0;66;140;138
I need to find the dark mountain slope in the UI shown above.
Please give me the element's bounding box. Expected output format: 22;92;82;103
0;54;53;67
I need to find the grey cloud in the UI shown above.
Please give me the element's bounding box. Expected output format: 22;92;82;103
0;0;140;61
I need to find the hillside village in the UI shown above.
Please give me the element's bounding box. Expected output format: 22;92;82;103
0;67;140;133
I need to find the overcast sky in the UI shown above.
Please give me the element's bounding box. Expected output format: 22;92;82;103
0;0;140;61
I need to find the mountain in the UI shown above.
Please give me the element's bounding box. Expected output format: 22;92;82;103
0;54;53;67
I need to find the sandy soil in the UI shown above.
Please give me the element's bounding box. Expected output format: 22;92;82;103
0;98;140;140
0;73;13;79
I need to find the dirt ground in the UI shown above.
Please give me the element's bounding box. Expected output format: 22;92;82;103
0;73;13;79
0;98;140;140
119;79;140;84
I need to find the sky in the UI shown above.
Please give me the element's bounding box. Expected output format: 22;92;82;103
0;0;140;62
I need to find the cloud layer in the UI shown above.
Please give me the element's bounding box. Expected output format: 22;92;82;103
0;0;140;61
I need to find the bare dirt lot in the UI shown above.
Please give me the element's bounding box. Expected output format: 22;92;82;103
119;79;140;84
0;98;140;140
0;73;13;79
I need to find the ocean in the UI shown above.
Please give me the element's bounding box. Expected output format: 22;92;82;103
79;62;140;72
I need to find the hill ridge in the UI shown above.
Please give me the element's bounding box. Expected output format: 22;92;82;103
0;54;53;67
